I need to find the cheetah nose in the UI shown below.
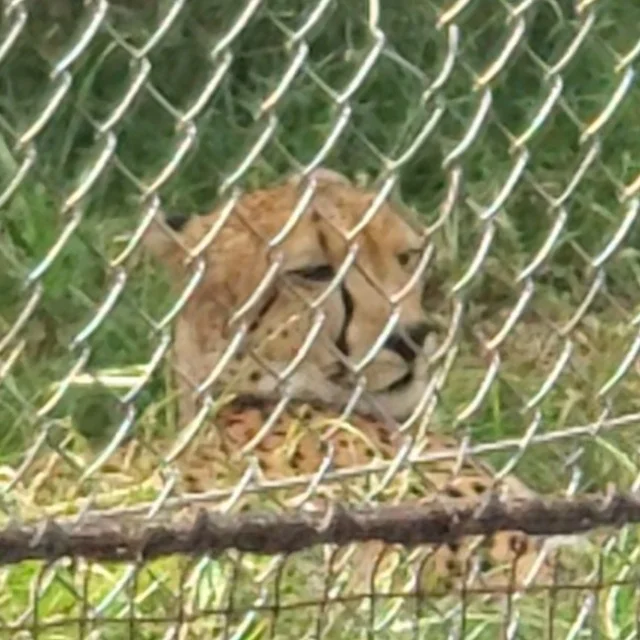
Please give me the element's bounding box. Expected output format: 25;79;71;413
407;322;430;349
384;322;431;363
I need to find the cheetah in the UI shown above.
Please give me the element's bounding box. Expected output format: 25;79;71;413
136;168;577;592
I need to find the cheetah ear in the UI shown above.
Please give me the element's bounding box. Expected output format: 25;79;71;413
289;167;352;187
142;212;192;266
308;167;352;185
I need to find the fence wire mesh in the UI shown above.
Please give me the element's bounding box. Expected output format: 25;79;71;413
1;0;640;637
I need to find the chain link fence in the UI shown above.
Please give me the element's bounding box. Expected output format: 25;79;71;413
1;0;640;637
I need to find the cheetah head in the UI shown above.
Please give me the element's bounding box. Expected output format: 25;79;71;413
143;169;437;424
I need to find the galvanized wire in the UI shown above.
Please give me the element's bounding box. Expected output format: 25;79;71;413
1;0;640;637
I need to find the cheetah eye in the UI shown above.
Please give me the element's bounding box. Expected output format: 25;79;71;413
397;249;421;268
288;265;335;281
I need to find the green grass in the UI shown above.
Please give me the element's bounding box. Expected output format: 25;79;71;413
2;0;640;636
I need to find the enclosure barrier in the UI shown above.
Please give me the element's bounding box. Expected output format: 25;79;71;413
1;0;640;637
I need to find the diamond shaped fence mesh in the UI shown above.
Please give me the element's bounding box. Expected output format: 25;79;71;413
1;0;640;638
